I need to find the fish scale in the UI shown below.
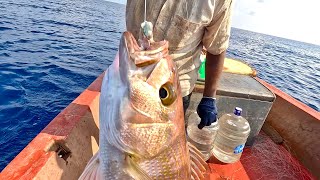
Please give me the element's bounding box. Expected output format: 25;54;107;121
120;123;172;157
137;134;190;179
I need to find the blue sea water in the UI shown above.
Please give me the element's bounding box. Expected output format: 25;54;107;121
228;29;320;111
0;0;319;171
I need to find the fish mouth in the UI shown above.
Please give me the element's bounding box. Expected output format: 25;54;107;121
123;31;169;67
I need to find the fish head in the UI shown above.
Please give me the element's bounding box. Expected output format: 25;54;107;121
117;32;185;158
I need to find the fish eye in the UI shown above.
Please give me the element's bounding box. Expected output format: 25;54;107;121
159;82;176;106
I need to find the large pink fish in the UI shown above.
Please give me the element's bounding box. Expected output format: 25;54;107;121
79;31;207;180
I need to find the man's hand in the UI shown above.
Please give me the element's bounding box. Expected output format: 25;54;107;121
197;97;218;129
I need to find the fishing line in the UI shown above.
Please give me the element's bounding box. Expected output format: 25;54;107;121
184;0;188;19
144;0;147;22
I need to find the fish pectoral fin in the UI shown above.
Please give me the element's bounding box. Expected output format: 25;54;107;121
188;142;209;180
123;154;152;180
79;152;102;180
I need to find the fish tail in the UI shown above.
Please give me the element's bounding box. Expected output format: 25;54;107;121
79;152;102;180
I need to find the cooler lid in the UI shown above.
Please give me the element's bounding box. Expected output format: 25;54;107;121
197;72;275;102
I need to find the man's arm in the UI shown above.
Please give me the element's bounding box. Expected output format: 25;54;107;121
197;0;234;128
196;51;225;129
203;51;225;97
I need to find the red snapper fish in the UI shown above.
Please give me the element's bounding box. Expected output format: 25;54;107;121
79;31;207;180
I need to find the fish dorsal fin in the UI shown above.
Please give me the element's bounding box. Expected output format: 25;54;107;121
123;154;152;180
188;142;209;180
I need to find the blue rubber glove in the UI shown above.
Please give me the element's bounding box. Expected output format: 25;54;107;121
197;97;218;129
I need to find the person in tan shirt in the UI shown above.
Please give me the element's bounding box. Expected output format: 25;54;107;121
126;0;234;129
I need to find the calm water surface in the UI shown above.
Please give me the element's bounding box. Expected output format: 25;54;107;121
0;0;125;170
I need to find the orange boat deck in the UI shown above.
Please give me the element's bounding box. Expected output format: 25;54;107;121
0;72;318;180
205;132;314;179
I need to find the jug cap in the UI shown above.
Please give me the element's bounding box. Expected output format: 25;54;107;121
234;107;242;116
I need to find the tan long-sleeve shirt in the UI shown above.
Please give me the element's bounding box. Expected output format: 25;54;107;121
126;0;234;97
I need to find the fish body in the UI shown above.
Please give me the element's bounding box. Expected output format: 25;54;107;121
79;32;207;180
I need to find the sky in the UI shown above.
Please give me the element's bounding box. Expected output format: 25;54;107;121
108;0;320;45
232;0;320;45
